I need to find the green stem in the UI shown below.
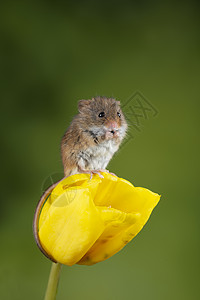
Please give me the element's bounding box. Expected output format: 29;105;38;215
44;263;62;300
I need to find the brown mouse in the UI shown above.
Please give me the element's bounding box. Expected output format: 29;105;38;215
61;96;128;178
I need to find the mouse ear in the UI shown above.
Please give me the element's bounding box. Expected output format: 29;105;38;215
116;100;121;106
78;100;91;113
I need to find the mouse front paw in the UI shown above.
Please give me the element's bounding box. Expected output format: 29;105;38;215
78;167;104;180
98;169;117;177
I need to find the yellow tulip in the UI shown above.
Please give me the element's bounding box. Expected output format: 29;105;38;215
35;172;160;266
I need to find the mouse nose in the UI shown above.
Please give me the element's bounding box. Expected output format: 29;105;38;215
106;121;119;134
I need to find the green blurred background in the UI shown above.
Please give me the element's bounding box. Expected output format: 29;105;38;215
0;0;199;299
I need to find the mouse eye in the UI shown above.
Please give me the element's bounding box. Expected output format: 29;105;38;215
117;112;121;118
98;112;105;118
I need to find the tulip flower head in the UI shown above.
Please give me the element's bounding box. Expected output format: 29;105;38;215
34;172;160;266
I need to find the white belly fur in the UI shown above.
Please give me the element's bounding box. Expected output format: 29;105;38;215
78;140;119;170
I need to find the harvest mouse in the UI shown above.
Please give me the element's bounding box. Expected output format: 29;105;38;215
61;96;128;178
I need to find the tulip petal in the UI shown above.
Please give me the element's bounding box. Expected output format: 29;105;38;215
78;189;159;265
94;172;159;214
39;187;105;266
78;207;140;265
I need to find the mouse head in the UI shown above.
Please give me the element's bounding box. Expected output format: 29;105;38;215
78;96;127;140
